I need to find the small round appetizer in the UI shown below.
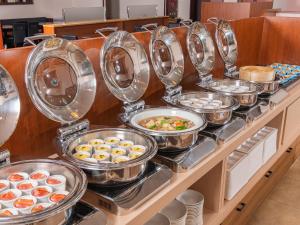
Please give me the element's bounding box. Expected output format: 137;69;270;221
32;186;53;203
104;137;121;146
88;139;104;147
75;144;93;152
130;145;146;153
17;180;38;195
112;156;130;163
83;158;98;163
49;191;69;204
0;208;18;217
93;152;110;162
128;152;144;160
0;189;22;208
118;140;134;149
30;170;50;185
46;175;66;192
111;148;127;158
31;203;53;213
14;195;37;214
8;172;29;188
94;144;112;153
73;151;91;160
0;180;10;193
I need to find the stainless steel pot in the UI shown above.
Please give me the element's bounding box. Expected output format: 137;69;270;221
243;79;280;95
203;79;264;108
64;128;158;186
128;107;207;151
0;159;87;225
174;92;240;126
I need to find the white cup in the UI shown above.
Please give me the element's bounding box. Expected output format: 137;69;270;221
13;195;37;215
48;191;70;204
46;175;66;192
29;170;50;185
160;199;187;225
8;172;29;188
0;189;22;208
31;186;53;203
0;180;10;193
16;180;38;195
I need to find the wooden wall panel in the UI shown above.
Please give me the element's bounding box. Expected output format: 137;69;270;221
0;18;264;160
259;16;300;65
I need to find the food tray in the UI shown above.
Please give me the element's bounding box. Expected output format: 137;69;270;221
271;63;300;86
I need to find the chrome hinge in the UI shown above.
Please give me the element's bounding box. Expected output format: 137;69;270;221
198;74;213;87
225;64;239;79
0;150;10;168
163;86;182;104
120;100;145;123
57;119;90;145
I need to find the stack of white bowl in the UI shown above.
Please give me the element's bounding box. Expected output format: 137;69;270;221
160;199;187;225
176;189;204;225
144;213;170;225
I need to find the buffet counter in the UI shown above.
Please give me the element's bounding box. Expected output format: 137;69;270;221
0;16;300;225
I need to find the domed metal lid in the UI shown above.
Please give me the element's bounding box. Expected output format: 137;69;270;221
208;18;238;66
186;22;215;76
100;31;150;104
0;65;20;146
25;38;96;124
149;26;184;88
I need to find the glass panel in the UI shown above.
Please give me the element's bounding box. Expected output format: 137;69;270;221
189;34;204;64
218;30;229;56
34;57;78;107
153;40;172;76
105;47;134;89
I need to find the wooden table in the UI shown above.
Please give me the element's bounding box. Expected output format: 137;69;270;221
43;16;170;38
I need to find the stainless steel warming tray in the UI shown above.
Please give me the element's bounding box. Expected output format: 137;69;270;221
0;65;97;224
64;128;158;185
146;22;239;125
0;159;87;225
99;28;207;151
25;37;158;186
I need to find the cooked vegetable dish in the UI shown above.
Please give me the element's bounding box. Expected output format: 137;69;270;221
138;116;195;131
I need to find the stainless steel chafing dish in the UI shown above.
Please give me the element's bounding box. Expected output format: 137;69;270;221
25;37;158;186
98;27;207;151
202;79;263;108
144;22;239;125
0;65;93;224
208;18;279;95
186;19;262;108
0;160;87;225
64;128;157;185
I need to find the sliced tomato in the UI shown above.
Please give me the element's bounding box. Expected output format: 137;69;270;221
0;183;7;190
32;205;45;213
32;188;50;197
17;183;33;190
30;173;47;180
50;194;66;203
0;192;16;201
8;174;24;182
46;178;61;185
14;199;34;208
0;210;13;217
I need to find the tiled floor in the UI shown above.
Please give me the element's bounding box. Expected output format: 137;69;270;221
248;146;300;225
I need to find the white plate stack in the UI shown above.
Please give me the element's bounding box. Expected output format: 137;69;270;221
161;199;187;225
176;190;205;225
144;213;170;225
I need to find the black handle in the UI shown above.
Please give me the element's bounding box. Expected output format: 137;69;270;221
286;147;293;153
236;202;246;212
265;170;273;178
